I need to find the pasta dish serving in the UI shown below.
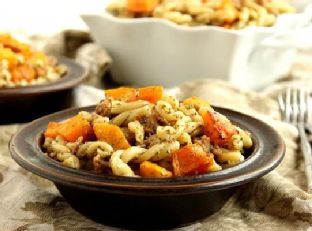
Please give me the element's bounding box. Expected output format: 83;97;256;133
0;34;67;88
43;86;253;178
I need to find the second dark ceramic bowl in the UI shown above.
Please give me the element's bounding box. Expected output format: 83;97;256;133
10;106;285;229
0;57;87;124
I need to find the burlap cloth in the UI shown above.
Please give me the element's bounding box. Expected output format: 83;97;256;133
1;32;312;230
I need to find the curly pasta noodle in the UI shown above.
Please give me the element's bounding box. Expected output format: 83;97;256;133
111;142;180;167
156;116;191;142
213;148;245;167
155;100;196;144
43;137;80;169
177;132;192;145
76;141;114;158
111;111;132;126
150;141;180;161
161;95;179;109
111;100;150;114
128;120;145;144
155;100;183;122
179;105;203;123
105;141;181;176
207;159;222;172
79;111;110;124
110;147;148;176
111;104;152;126
237;127;253;148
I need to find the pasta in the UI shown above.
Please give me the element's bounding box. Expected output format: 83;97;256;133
0;34;67;88
128;120;145;144
111;100;150;114
43;137;81;169
106;0;295;29
110;150;136;176
43;86;253;178
76;141;113;158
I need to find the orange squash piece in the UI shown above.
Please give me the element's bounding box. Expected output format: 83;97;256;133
183;96;212;110
11;64;36;82
0;47;18;69
27;51;49;65
137;86;163;103
0;34;11;43
44;122;61;139
127;0;159;13
44;115;93;142
105;87;137;102
58;115;93;142
172;144;213;176
105;86;163;104
201;110;237;147
93;123;130;150
140;161;172;178
0;33;31;55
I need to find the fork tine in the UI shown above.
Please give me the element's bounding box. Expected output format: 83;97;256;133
304;90;312;134
285;88;292;123
305;90;312;124
299;88;306;124
291;88;299;125
278;92;286;121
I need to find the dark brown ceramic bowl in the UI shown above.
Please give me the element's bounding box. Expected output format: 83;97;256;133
9;106;285;230
0;57;87;124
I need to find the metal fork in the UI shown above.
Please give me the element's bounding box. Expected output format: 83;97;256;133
278;88;312;193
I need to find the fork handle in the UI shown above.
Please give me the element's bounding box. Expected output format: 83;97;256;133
298;123;312;193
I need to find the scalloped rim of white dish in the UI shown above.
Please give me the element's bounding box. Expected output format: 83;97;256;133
80;0;308;36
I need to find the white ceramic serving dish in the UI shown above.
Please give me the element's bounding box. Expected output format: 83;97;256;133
82;1;312;90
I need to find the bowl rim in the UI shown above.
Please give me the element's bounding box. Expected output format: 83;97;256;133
0;56;87;97
82;11;273;35
9;105;285;194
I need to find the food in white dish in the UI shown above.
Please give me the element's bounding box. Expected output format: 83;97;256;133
107;0;295;29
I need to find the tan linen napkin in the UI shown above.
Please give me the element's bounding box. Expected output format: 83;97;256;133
1;80;312;231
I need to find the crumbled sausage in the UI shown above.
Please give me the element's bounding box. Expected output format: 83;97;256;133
121;127;136;145
143;134;161;147
137;115;158;135
190;125;204;137
194;135;211;153
95;98;112;117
